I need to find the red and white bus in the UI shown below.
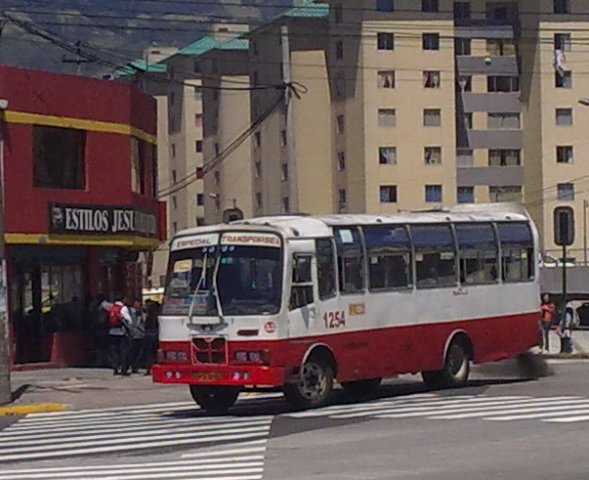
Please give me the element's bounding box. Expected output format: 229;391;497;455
153;204;540;412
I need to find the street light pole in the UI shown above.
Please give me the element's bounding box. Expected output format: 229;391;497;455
584;199;588;266
0;99;10;405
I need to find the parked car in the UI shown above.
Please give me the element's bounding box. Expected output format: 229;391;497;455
539;254;576;268
576;303;589;327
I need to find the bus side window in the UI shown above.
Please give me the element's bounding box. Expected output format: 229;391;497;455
497;222;534;282
290;254;314;310
334;227;365;294
455;223;498;285
316;239;336;299
363;225;412;290
411;224;457;289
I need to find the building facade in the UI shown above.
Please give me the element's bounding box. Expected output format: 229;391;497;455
0;66;164;366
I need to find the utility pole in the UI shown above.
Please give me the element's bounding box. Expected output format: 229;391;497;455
62;41;92;76
0;99;10;405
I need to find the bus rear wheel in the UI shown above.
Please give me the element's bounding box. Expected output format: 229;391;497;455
189;386;240;414
284;356;334;410
341;377;382;395
422;341;470;389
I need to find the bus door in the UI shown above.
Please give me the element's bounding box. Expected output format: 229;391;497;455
288;252;319;337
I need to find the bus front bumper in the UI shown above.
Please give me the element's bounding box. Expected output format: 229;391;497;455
152;363;287;387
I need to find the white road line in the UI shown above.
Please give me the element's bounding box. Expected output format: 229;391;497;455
544;414;589;423
0;430;271;463
0;419;272;448
182;443;268;458
485;409;589;421
23;402;196;419
1;415;273;438
331;396;531;419
0;424;272;456
430;401;589;420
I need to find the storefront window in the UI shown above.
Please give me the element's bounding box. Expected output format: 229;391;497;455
41;264;86;332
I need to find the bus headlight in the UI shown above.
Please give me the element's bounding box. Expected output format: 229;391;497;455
248;351;262;362
235;351;248;362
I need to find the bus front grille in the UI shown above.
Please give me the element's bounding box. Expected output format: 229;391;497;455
191;337;227;364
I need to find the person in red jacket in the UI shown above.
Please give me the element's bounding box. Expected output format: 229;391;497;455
540;293;555;353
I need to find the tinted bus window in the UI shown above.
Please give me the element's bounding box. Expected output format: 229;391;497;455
363;225;412;290
334;227;364;294
316;238;336;299
455;223;498;285
411;224;457;288
497;222;534;282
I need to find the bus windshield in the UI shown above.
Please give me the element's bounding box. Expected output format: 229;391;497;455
163;243;283;317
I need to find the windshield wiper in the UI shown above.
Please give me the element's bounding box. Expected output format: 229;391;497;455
188;253;208;324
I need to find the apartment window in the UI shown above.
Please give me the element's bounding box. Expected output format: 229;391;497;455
282;197;290;213
556;146;573;163
379;146;397;165
171;143;176;158
457;75;472;92
463;113;473;129
336;114;345;134
489;149;521;166
424;109;441;127
213;143;220;156
486;39;516;56
380;185;398;203
214;171;220;185
455;38;471;55
555;33;572;51
554;0;570;14
173;222;178;234
556;108;573;125
255;192;262;209
172;170;178;184
378;70;395;88
425;147;442;165
196;217;205;226
194;87;202;100
377;32;394;50
254;161;262;178
196;194;204;206
490;186;522;203
457;186;474;204
335;72;346;98
487;76;519;92
555;71;572;88
378;108;396;127
194;114;203;127
457;148;473;167
454;1;471;19
195;140;203;153
281;163;289;181
131;141;148;194
334;3;343;23
376;0;394;12
557;183;575;201
487;113;521;129
423;71;441;88
280;129;287;147
337;151;346;171
335;40;344;60
254;131;262;148
338;188;347;209
423;33;440;51
172;196;178;210
33;126;86;189
422;0;439;12
425;185;442;203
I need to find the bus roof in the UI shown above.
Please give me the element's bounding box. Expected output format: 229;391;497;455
173;203;531;242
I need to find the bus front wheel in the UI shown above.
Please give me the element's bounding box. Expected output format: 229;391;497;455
189;385;240;414
284;356;334;410
422;341;470;389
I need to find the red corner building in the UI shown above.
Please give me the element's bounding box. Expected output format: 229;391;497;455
0;66;166;367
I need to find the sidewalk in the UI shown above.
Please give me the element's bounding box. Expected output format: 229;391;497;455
537;328;589;359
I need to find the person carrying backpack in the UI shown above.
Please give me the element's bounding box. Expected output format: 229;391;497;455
108;297;133;376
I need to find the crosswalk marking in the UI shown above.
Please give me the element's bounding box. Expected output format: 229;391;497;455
0;398;275;464
284;393;589;425
0;441;268;480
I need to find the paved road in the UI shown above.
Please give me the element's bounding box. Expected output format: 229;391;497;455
1;360;588;479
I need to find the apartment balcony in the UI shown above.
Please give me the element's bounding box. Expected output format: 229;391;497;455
461;93;521;113
455;19;514;29
456;55;519;76
457;166;523;187
457;129;523;149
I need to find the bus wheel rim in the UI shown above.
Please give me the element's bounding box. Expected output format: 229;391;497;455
448;345;467;377
301;363;326;399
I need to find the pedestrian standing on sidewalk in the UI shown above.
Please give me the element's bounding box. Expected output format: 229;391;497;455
540;293;555;353
129;299;146;374
558;303;576;354
107;297;133;376
143;300;160;375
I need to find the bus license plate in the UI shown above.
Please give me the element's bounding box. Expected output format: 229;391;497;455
192;372;224;381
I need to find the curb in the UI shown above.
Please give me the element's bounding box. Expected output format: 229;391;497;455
0;403;68;416
542;353;589;360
